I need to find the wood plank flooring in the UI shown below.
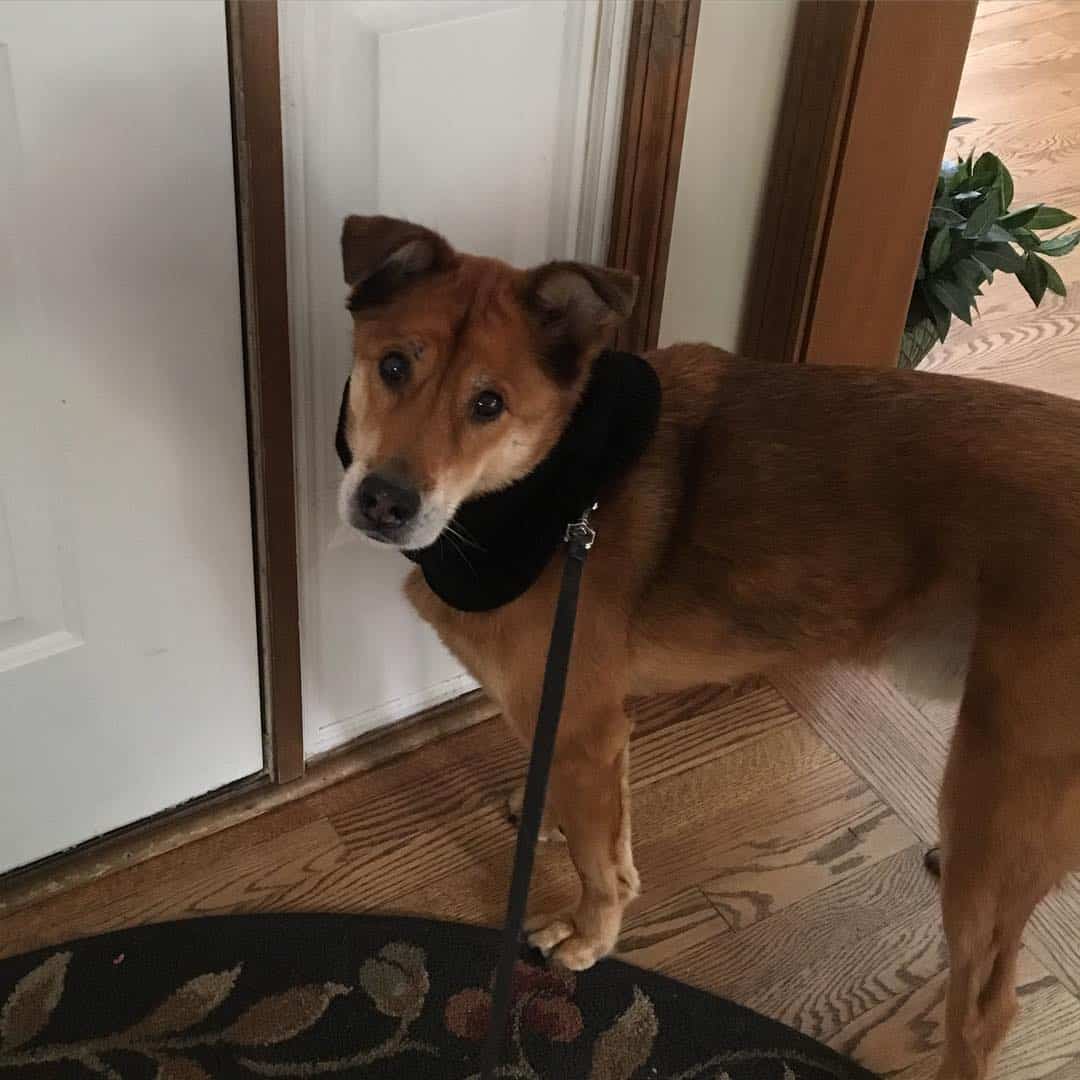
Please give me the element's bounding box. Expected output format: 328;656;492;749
921;0;1080;398
4;3;1080;1078
0;681;950;1077
5;671;1079;1078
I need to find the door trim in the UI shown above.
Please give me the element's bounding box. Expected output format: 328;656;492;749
226;0;305;783
740;0;976;367
739;0;868;365
608;0;700;353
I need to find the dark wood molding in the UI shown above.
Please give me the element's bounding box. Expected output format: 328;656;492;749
226;0;305;783
802;0;977;366
608;0;700;353
741;0;976;368
739;0;869;364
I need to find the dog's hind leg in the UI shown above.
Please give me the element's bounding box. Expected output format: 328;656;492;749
936;645;1080;1080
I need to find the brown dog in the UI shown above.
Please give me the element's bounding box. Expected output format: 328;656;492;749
335;215;1080;1080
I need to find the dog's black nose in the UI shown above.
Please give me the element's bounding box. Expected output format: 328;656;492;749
356;473;420;532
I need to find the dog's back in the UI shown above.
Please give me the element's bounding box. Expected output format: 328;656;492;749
637;346;1080;664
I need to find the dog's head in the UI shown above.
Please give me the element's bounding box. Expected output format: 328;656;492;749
335;215;637;550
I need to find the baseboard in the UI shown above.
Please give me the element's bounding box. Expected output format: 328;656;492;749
306;672;480;757
0;689;499;918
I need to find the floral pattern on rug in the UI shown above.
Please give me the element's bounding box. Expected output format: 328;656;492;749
0;914;876;1079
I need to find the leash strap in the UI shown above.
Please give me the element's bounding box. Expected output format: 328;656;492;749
478;507;596;1080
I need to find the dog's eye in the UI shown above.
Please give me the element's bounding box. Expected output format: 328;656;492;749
378;351;411;387
472;390;504;422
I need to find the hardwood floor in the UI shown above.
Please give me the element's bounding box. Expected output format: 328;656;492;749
0;680;950;1077
921;0;1080;397
4;673;1079;1078
4;3;1080;1078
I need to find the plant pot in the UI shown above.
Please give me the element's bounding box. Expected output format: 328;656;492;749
898;318;939;369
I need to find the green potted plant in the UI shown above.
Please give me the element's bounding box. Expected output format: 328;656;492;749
901;117;1079;368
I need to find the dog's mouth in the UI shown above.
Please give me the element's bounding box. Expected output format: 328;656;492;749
351;516;439;552
357;524;404;546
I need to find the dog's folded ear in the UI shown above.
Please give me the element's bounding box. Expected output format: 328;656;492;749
523;261;639;382
341;215;457;311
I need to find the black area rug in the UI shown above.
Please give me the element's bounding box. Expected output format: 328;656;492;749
0;914;876;1079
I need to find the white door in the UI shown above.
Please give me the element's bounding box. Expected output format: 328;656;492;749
280;0;630;755
0;1;264;874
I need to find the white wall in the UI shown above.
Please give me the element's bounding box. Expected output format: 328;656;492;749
658;0;797;351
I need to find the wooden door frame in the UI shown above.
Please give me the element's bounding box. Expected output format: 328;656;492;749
740;0;977;367
227;0;304;783
225;0;703;772
608;0;700;353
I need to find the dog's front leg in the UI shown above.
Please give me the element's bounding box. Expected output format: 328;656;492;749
524;707;639;971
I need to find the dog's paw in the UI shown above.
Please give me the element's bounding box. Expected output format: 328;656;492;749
524;915;610;972
505;786;566;843
525;914;576;955
550;933;609;972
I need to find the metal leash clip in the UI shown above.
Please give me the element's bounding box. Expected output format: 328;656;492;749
564;502;598;551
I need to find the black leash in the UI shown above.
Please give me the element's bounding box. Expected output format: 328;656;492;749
478;505;597;1080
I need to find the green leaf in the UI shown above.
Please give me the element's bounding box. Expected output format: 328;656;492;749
1041;257;1066;297
953;190;982;201
975;242;1027;274
927;226;952;273
1010;227;1040;251
982;223;1016;244
1017;253;1048;306
971;255;994;283
928;206;965;227
953;257;987;294
1037;230;1080;257
970;152;1014;208
1028;206;1077;230
930;280;975;325
950;116;976;129
899;319;940;368
971;152;1003;190
919;282;952;342
1000;204;1044;230
963;188;1002;238
995;161;1015;209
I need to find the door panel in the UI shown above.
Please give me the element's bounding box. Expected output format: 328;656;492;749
281;0;629;753
0;1;264;873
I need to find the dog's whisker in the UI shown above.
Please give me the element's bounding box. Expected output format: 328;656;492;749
447;519;486;553
442;526;479;577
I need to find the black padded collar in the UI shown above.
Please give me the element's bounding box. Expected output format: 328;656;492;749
405;351;660;611
336;350;661;613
